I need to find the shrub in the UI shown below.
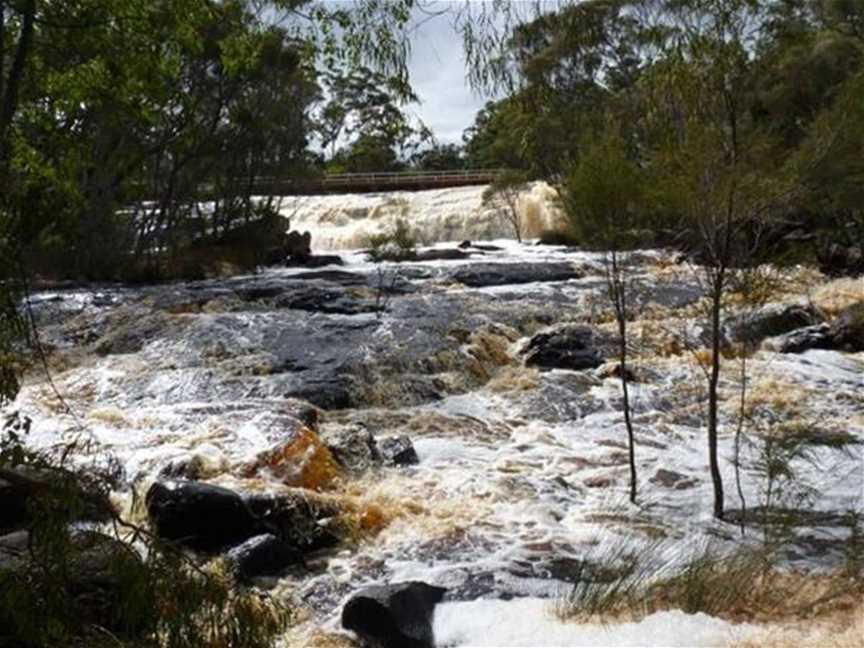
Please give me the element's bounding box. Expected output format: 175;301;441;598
0;420;292;648
366;219;417;263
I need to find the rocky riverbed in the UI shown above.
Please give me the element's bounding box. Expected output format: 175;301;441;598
6;239;864;646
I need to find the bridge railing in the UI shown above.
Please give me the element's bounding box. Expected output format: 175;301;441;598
253;168;507;193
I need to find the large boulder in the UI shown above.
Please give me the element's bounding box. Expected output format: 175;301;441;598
725;303;823;346
342;581;447;648
771;302;864;354
449;262;582;288
225;533;302;581
770;323;834;354
146;480;345;555
521;324;604;371
145;481;260;552
243;492;342;553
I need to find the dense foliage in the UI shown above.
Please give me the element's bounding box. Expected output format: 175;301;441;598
462;0;864;270
0;0;422;281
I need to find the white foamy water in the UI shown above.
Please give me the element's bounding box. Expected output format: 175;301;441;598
9;222;864;647
434;600;754;647
280;182;566;250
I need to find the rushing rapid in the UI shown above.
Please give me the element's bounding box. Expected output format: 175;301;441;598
10;187;864;646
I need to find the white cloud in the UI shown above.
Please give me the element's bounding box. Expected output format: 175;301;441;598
407;9;488;144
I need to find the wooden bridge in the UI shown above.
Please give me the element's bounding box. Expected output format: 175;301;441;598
252;169;505;195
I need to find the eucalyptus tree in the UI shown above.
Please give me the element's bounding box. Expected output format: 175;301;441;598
562;123;645;504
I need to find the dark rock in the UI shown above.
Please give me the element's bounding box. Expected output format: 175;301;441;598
158;456;206;481
772;303;864;353
243;492;341;553
285;254;344;268
378;436;419;466
726;303;823;345
273;284;376;315
650;468;698;490
458;240;472;249
145;481;259;552
522;324;604;371
415;249;472;262
772;323;833;353
342;581;447;648
322;426;380;473
225;533;303;581
830;301;864;351
286;270;367;285
450;262;582;288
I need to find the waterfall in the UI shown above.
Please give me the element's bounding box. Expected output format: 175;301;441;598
278;181;567;251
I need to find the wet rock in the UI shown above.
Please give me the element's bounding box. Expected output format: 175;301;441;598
244;492;341;553
415;248;472;262
650;468;698;490
225;533;303;581
771;303;864;353
378;436;419;466
245;426;341;489
449;262;582;288
94;310;186;355
322;425;380;473
272;284;376;315
285;254;344;268
583;475;614;488
158;456;206;481
145;481;260;552
289;270;367;285
342;581;447;648
522;324;604;371
771;323;833;353
725;303;823;345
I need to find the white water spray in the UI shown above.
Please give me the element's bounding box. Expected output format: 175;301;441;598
279;181;567;250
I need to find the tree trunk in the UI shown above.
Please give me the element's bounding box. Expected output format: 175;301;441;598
610;251;637;504
0;0;36;165
620;314;637;504
707;274;725;519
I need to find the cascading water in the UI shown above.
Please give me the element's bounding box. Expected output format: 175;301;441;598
7;185;863;647
280;181;567;250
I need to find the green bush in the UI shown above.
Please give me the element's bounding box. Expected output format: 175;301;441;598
0;423;292;648
366;219;418;262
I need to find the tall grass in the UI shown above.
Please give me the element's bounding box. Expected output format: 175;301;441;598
556;538;864;625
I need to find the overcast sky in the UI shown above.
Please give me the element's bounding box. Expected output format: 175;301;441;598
406;9;488;144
